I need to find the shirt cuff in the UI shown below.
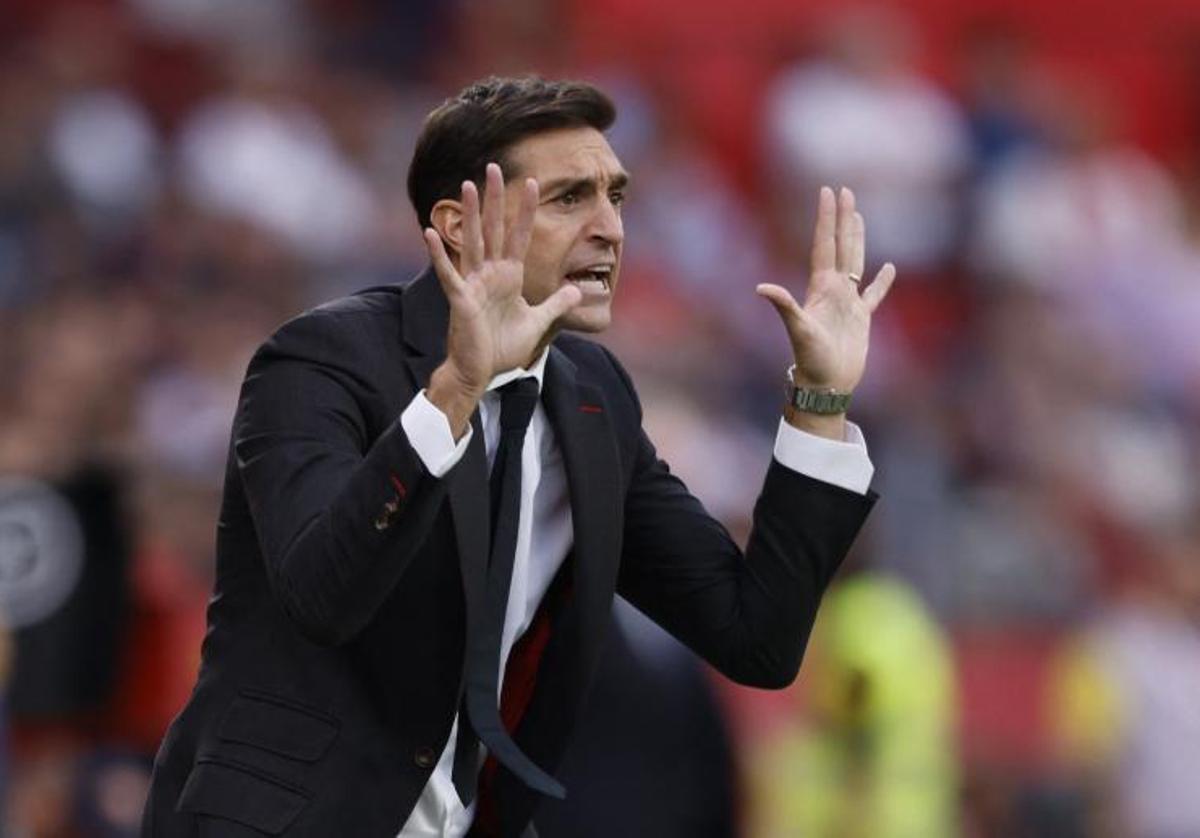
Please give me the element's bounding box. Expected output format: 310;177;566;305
400;390;472;478
773;418;874;495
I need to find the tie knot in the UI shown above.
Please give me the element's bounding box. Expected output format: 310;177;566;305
497;377;539;433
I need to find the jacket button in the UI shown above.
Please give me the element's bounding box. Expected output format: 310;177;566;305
374;497;400;531
414;746;436;769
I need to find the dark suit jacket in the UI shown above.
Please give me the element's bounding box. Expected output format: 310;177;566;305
142;268;875;838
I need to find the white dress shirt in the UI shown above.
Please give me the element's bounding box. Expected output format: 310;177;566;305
397;349;873;837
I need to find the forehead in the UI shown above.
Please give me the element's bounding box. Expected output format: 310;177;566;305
505;126;625;184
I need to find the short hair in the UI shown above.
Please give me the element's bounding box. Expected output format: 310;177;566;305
407;76;616;229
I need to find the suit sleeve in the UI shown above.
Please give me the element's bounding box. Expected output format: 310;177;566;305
607;353;877;689
232;310;447;646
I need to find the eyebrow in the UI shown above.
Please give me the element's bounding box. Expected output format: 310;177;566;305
539;171;631;196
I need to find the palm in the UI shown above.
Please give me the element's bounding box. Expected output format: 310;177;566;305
795;266;871;388
453;261;547;373
757;187;895;392
426;164;581;389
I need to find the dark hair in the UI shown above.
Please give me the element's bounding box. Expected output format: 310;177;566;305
407;76;616;229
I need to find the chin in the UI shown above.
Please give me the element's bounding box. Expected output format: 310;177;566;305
559;304;612;334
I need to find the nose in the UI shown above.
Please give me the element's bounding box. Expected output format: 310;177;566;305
587;195;624;247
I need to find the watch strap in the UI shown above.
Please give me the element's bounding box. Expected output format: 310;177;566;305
785;365;852;415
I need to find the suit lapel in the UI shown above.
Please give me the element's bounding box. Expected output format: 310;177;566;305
541;345;623;636
398;268;491;642
447;415;489;638
400;267;449;390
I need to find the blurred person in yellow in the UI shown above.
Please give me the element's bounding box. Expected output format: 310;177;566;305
141;76;896;838
749;572;958;838
1047;521;1200;838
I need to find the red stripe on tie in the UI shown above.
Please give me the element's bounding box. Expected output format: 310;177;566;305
579;404;603;413
474;570;573;837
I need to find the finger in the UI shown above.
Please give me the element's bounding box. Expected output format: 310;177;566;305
482;162;505;259
461;180;484;274
505;178;538;261
755;283;815;339
533;283;582;327
810;186;836;275
861;262;897;312
849;211;866;279
835;187;857;274
425;228;463;297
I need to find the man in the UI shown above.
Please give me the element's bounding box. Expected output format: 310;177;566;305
142;76;895;838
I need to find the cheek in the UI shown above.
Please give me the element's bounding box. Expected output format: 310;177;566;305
522;224;571;300
520;251;559;304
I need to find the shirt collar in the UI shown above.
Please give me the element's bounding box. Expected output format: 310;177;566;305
486;346;549;395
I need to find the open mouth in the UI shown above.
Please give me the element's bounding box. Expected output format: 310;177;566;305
564;265;612;295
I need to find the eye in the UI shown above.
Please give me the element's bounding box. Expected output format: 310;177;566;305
609;190;626;208
556;190;580;207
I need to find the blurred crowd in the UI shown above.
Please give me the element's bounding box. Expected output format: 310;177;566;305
1;0;1199;836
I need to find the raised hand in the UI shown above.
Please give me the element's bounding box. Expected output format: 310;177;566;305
756;186;895;397
424;163;582;435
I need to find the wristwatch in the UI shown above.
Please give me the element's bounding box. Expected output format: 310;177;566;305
785;364;852;415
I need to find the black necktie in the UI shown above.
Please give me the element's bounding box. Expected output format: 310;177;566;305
453;377;564;806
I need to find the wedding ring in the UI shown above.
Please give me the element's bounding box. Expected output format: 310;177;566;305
847;272;862;284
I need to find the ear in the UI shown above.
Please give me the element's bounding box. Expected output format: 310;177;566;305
430;198;464;263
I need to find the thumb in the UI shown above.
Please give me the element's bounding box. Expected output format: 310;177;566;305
756;283;815;339
533;283;583;327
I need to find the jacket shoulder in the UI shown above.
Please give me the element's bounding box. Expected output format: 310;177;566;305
262;286;403;352
311;284;406;318
285;285;405;338
256;286;405;366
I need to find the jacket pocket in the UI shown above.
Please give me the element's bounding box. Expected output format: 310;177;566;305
218;689;340;763
177;757;311;835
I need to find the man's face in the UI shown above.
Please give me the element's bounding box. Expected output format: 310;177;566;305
502;126;627;333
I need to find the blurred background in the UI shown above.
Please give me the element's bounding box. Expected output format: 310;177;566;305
1;0;1199;835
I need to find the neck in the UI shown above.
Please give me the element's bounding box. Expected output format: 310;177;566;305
528;327;558;369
